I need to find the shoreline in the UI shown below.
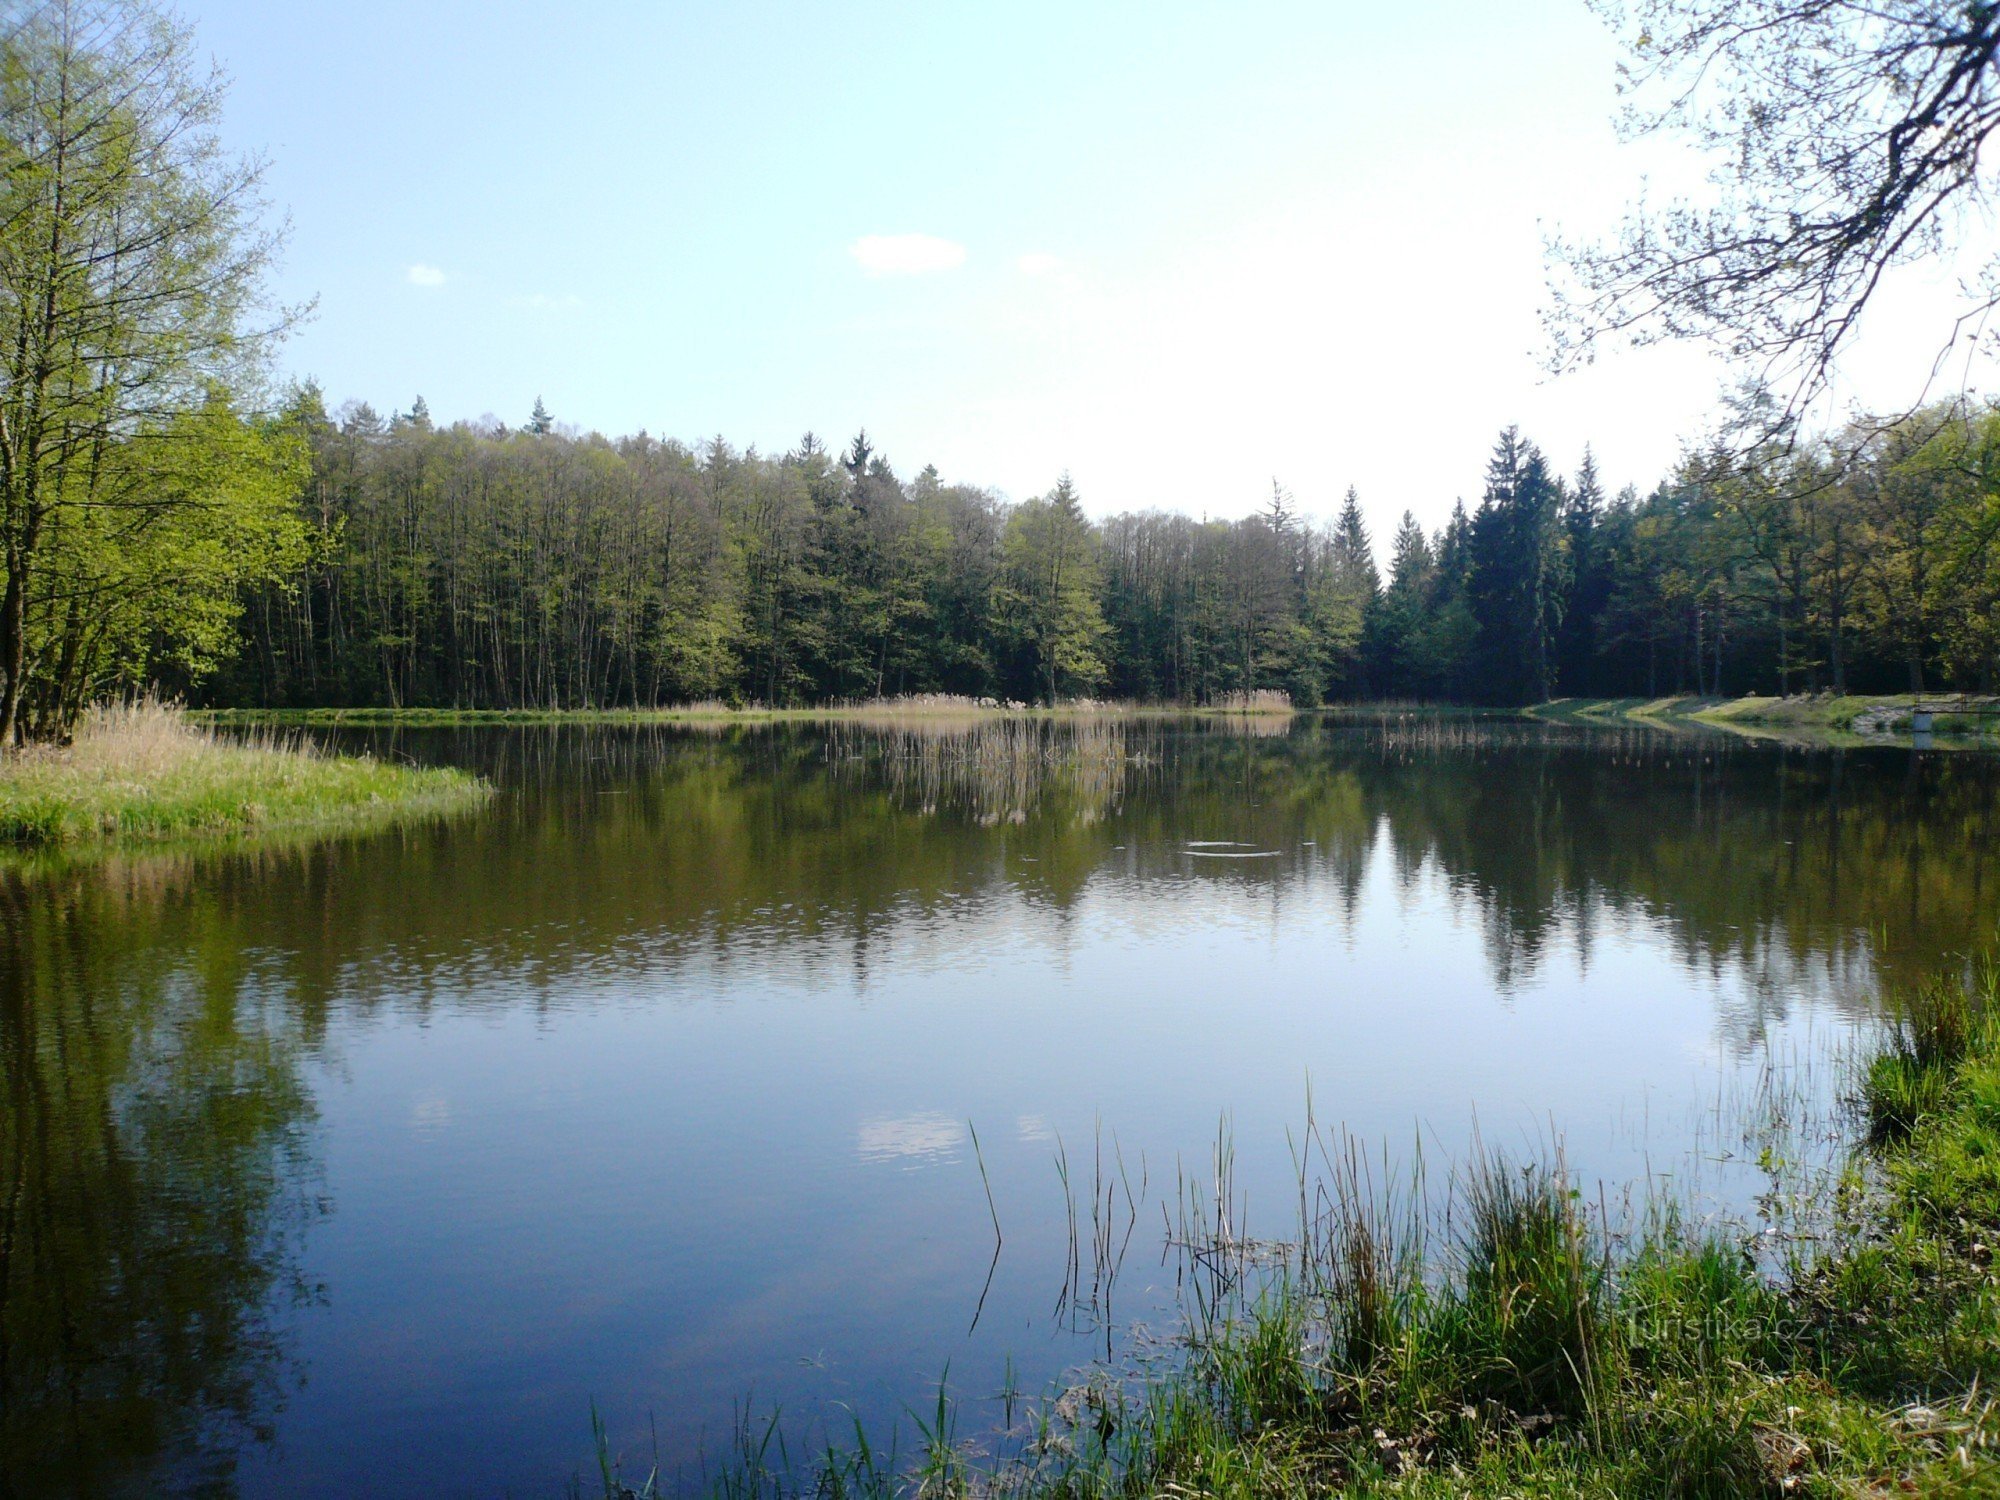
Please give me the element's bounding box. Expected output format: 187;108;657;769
590;951;2000;1498
1537;692;2000;744
189;696;1303;729
0;702;490;854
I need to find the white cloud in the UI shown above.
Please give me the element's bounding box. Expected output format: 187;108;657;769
406;263;447;288
1016;251;1063;276
849;233;967;276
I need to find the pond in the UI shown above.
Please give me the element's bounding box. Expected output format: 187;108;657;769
2;715;1994;1498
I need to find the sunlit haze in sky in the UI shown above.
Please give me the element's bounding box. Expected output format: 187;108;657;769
193;0;2000;540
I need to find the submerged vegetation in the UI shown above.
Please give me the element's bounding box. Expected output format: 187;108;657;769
580;948;2000;1499
0;699;487;850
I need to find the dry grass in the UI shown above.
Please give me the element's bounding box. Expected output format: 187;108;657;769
1208;689;1295;714
827;715;1141;825
0;699;487;849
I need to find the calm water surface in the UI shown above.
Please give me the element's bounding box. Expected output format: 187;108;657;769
3;716;1995;1498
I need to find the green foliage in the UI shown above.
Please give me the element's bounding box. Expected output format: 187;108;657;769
1865;962;1998;1142
995;476;1109;703
1468;430;1571;705
192;397;2000;716
0;2;300;743
15;25;1997;729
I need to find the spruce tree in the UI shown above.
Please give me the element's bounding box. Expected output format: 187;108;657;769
1332;486;1379;595
1389;513;1431;591
1558;448;1610;695
843;430;873;489
1370;512;1434;695
1469;428;1567;704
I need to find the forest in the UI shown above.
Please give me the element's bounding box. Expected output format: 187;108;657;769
8;0;2000;736
185;389;2000;713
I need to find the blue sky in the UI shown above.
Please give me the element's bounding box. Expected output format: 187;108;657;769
189;0;1991;539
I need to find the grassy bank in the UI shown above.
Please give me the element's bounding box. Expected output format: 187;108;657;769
0;701;489;849
594;951;2000;1498
1545;693;2000;742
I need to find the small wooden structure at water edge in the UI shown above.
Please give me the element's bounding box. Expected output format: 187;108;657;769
1901;697;2000;740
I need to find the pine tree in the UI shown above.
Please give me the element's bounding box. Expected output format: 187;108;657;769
528;396;554;435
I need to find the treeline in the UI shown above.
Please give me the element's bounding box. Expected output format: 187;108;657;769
203;389;2000;711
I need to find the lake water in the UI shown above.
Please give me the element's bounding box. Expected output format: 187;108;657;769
3;715;1995;1498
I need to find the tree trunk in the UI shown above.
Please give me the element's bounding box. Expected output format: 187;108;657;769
0;558;25;747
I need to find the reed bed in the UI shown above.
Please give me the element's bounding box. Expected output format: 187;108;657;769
825;717;1144;827
582;947;2000;1499
1204;690;1295;715
1346;714;1704;764
0;698;488;849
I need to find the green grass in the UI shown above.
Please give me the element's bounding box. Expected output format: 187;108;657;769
1543;693;2000;744
1865;961;1997;1142
583;948;2000;1498
0;699;489;850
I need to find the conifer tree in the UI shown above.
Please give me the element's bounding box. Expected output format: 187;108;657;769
1558;448;1610;695
1469;428;1569;704
1332;486;1380;596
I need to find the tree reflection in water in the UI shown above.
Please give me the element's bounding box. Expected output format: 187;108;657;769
0;716;1994;1496
0;862;321;1499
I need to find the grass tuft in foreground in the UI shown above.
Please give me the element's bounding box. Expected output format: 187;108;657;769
585;947;2000;1498
0;699;488;849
